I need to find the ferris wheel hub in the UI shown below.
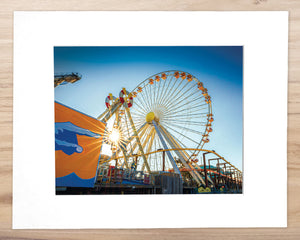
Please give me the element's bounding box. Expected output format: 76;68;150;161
146;112;156;123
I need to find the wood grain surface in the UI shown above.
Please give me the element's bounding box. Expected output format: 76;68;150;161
0;0;299;239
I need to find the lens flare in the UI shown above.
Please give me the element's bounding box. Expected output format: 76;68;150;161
109;128;120;144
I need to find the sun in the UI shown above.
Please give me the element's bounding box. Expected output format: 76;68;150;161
108;128;120;144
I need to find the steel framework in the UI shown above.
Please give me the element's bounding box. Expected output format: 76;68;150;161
97;70;242;189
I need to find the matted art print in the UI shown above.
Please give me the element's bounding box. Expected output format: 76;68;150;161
13;11;287;228
54;46;243;195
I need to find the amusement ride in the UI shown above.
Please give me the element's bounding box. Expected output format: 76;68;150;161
94;70;243;191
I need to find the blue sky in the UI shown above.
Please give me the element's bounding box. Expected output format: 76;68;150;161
54;46;243;170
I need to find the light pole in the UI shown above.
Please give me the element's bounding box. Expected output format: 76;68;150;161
157;148;165;171
202;152;212;187
208;158;221;187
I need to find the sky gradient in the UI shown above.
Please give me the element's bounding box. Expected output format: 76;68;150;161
54;46;243;170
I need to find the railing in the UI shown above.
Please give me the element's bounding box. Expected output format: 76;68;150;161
97;166;152;185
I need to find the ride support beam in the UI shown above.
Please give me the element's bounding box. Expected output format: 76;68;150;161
162;151;166;171
142;128;156;171
209;158;221;187
128;124;149;158
97;100;122;122
152;121;181;176
157;123;207;186
202;153;209;187
125;107;151;173
208;159;215;187
115;109;130;169
127;123;147;143
158;123;208;186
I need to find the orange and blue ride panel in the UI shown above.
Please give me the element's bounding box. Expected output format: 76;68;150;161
55;102;106;188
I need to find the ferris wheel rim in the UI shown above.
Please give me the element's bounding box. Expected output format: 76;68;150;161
129;70;213;160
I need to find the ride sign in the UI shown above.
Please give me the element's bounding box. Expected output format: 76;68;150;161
55;102;106;188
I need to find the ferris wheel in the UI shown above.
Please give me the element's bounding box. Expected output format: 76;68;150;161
99;70;214;186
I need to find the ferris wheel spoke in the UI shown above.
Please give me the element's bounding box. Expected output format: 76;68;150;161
148;81;154;109
130;110;146;118
133;97;150;114
159;75;180;107
130;109;146;121
139;85;152;112
164;77;197;107
165;90;203;113
155;80;163;109
164;104;208;117
162;77;187;107
132;121;145;130
140;87;151;112
156;73;173;106
160;119;206;126
165;112;209;119
130;113;145;122
153;80;158;108
161;76;185;107
133;96;147;111
163;80;191;109
163;112;207;122
162;121;205;135
134;92;151;113
164;83;197;111
156;73;173;107
167;88;201;109
163;119;207;127
161;122;200;145
164;128;189;150
165;97;206;117
155;74;167;107
131;103;148;117
165;130;200;148
145;82;156;111
172;103;208;113
152;81;157;108
130;116;145;124
162;124;200;140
